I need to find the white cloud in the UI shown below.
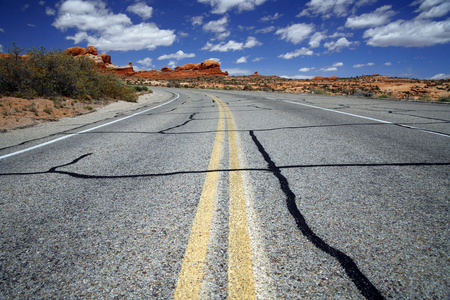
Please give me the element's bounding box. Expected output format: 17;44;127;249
202;36;262;52
321;67;337;71
223;68;251;75
353;62;375;68
299;67;315;72
236;56;248;63
252;57;264;62
203;16;230;39
203;16;228;33
158;50;195;60
39;1;45;5
52;0;175;52
198;0;267;14
364;19;450;47
46;7;56;15
413;0;450;19
384;62;392;66
0;44;3;53
278;47;313;59
429;73;450;80
191;16;204;26
127;2;153;20
0;28;4;33
260;12;283;22
137;57;154;67
281;75;315;79
320;62;344;72
276;23;315;45
324;37;357;51
309;31;326;48
346;5;396;28
255;26;275;34
298;0;355;18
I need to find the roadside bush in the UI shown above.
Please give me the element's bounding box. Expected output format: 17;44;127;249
0;44;137;102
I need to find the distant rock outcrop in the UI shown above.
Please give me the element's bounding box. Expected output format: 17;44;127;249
64;46;135;75
61;47;227;78
133;59;228;79
313;76;340;80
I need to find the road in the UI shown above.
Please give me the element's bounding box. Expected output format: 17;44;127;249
0;88;449;299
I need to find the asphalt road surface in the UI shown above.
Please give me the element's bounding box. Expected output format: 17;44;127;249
1;88;449;299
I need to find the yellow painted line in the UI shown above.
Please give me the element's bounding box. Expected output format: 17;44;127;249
214;96;256;299
174;101;224;300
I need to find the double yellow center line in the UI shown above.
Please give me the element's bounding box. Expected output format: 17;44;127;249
174;95;255;299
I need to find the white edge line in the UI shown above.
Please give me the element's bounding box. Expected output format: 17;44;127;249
283;100;449;137
0;93;180;161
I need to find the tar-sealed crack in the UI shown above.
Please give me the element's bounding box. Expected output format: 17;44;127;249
249;130;385;300
158;113;197;134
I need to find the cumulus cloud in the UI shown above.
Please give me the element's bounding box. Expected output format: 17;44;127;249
260;12;283;22
345;5;396;28
429;73;450;80
384;62;392;66
363;19;450;47
202;36;262;52
255;26;275;34
309;31;326;48
413;0;450;19
298;0;356;18
320;62;343;72
275;23;315;45
236;56;248;63
137;57;154;67
324;37;357;51
203;16;230;39
278;47;313;59
299;67;315;72
353;62;375;68
127;2;153;20
191;16;204;26
198;0;267;14
46;7;56;15
52;0;175;52
281;75;315;79
158;50;195;60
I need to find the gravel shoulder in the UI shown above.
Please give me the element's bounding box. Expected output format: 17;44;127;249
0;89;174;150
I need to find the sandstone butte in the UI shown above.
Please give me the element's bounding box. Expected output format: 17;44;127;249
64;46;228;79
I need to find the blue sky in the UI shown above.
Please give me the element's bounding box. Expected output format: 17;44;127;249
0;0;449;79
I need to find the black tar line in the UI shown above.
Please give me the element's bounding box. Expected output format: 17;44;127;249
0;151;447;179
249;130;385;300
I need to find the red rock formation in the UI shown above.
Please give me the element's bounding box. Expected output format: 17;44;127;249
98;54;111;64
132;60;227;79
87;46;97;55
250;71;261;77
313;76;340;80
65;46;87;56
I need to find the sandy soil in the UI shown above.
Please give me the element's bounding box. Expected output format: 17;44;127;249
0;92;163;131
0;90;174;149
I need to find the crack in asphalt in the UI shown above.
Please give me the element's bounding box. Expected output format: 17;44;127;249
248;130;385;300
1;152;447;179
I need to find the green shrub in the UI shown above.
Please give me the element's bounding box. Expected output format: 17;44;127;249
439;96;450;102
0;43;137;102
378;94;389;98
